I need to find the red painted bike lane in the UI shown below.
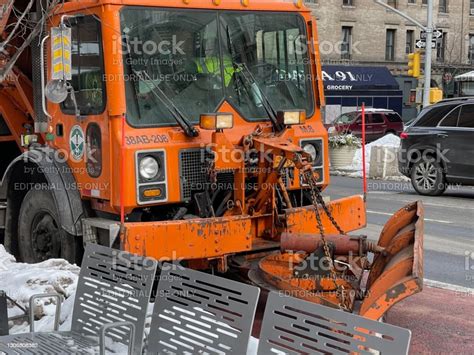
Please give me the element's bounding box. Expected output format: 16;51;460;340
386;286;474;354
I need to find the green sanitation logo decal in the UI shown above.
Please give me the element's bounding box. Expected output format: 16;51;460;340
69;125;85;161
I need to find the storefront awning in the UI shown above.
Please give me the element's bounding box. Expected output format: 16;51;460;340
322;65;400;93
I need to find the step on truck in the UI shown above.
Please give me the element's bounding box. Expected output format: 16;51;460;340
0;0;424;320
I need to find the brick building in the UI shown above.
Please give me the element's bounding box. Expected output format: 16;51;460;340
307;0;474;119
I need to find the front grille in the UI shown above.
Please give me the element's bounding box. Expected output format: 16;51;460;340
179;149;235;201
179;149;210;201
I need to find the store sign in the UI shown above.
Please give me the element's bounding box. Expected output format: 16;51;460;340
322;70;374;91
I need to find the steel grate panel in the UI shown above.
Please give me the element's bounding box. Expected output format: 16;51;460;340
0;331;99;354
258;292;411;355
179;149;211;201
71;243;157;355
179;149;235;201
148;265;260;355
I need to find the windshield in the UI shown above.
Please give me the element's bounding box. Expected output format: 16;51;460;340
120;8;314;126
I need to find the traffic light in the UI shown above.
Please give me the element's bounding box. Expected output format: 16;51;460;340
408;52;421;78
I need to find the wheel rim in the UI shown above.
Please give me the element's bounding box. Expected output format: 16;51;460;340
31;212;61;261
414;161;438;191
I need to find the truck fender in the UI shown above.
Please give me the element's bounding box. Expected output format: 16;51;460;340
1;147;84;254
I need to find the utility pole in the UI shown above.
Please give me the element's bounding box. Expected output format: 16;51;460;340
374;0;434;108
423;1;433;108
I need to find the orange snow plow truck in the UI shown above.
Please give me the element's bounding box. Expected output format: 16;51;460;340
0;0;423;320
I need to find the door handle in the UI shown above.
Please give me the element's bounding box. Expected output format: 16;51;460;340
437;133;448;138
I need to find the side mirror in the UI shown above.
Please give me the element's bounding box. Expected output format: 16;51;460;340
45;80;68;103
45;24;80;118
51;25;72;82
44;24;72;105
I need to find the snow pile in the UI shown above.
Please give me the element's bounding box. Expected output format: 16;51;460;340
332;134;408;180
351;134;400;172
0;244;80;333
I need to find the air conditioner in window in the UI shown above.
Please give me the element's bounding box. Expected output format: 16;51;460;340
470;8;474;16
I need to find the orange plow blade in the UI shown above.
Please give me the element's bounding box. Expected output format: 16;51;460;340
253;201;424;320
359;201;424;320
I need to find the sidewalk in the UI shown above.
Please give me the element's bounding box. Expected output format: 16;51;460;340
386;286;474;354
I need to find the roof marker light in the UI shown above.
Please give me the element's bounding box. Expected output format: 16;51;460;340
294;0;303;8
213;0;221;5
241;0;249;6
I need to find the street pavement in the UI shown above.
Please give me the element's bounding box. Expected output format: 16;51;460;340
326;175;474;354
326;175;474;289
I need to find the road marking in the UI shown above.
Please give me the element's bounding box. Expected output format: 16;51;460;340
424;279;474;293
366;210;453;224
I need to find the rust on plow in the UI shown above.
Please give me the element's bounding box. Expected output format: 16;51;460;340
255;201;424;320
359;201;424;320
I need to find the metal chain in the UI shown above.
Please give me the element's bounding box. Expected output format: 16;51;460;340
303;169;350;311
314;189;345;235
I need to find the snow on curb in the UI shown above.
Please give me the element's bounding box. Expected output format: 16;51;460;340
0;244;80;333
331;134;409;182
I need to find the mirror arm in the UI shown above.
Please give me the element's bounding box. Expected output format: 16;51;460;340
66;82;81;120
40;35;52;121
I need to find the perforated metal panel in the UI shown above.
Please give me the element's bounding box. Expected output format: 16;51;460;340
148;265;260;354
72;243;157;354
258;292;411;355
0;244;157;355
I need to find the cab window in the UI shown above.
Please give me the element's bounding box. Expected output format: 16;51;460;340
61;16;106;115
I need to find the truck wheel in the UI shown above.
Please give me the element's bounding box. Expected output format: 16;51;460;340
17;188;83;264
410;158;446;196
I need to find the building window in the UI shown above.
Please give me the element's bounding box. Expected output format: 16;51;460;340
342;0;353;6
471;0;474;16
341;26;352;59
437;32;446;62
408;0;416;3
387;0;397;8
386;29;396;61
406;30;414;54
439;0;448;13
469;35;474;62
422;0;427;4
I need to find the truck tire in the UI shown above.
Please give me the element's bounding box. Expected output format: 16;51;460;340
410;158;446;196
17;188;83;264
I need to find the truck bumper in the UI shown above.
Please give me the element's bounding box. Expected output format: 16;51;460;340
121;195;366;260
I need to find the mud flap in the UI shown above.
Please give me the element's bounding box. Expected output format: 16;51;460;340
359;201;424;320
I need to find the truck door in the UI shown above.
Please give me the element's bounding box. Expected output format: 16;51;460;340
50;15;109;200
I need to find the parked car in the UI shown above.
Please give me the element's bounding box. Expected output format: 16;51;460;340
399;97;474;196
330;109;404;142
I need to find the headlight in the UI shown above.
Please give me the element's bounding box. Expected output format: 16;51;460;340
200;113;234;130
303;143;317;162
139;156;159;180
277;110;306;126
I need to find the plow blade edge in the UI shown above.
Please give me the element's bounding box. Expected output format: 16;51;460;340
359;201;424;320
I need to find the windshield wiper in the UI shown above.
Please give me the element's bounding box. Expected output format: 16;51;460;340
123;32;198;137
225;26;283;132
133;70;199;137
